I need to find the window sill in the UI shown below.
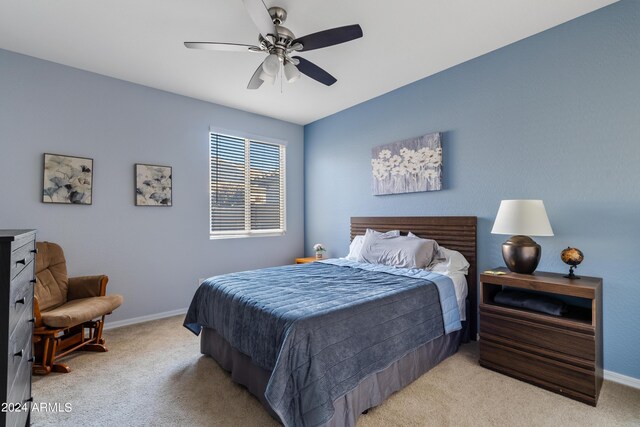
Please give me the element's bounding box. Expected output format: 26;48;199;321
209;231;286;240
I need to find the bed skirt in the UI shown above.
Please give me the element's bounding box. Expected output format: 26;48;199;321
201;325;463;427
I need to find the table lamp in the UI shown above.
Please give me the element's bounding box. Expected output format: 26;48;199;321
491;200;554;274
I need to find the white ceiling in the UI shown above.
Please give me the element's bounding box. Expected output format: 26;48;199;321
0;0;618;125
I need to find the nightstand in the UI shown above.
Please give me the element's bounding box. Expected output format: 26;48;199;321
479;268;603;406
295;257;321;264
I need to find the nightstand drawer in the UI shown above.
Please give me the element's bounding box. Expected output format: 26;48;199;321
480;307;595;362
480;339;596;404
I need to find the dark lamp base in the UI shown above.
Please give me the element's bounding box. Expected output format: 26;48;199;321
502;235;541;275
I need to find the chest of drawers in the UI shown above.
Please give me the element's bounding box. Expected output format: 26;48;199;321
0;230;36;427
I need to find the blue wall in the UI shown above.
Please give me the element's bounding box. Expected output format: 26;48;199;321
0;49;304;324
304;0;640;379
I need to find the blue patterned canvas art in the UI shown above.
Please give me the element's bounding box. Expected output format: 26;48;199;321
42;153;93;204
135;163;172;206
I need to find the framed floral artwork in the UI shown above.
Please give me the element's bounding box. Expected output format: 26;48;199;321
42;153;93;204
135;164;172;206
371;132;442;195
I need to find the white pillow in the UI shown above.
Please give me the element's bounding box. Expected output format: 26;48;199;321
345;235;364;260
357;233;439;269
345;229;400;260
429;246;470;275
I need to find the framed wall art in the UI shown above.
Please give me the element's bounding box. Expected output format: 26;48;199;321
42;153;93;205
135;164;172;206
371;132;442;196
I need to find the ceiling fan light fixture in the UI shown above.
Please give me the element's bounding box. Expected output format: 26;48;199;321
262;53;281;76
258;68;276;85
284;61;301;83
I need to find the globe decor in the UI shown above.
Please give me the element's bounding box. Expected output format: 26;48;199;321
371;132;442;196
561;247;584;279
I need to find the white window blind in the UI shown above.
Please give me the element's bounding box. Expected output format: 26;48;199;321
210;132;285;238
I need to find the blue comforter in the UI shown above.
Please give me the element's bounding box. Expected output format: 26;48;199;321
184;260;461;427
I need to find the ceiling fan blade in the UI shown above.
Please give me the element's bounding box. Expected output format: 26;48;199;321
242;0;275;38
184;42;262;52
292;56;337;86
292;24;363;52
247;62;265;90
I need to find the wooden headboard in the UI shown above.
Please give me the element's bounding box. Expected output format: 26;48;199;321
350;216;478;339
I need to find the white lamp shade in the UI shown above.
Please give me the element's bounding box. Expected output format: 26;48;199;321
262;54;280;76
491;200;554;236
283;61;301;83
258;68;276;85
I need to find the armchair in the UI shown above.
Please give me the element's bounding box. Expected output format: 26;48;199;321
33;242;123;375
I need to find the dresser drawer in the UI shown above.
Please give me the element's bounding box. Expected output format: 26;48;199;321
6;355;32;427
8;310;33;394
480;308;595;362
9;262;34;338
480;339;596;401
10;240;35;281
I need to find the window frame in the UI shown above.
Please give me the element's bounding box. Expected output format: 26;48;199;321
209;129;287;240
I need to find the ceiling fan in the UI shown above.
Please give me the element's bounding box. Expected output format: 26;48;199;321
184;0;363;89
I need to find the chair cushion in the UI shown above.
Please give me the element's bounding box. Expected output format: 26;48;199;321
41;295;124;329
35;242;69;311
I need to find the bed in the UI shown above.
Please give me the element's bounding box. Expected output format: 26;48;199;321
184;216;477;427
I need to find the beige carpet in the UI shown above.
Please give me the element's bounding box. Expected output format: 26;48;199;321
32;315;640;426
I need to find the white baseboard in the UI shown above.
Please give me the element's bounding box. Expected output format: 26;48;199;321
604;370;640;389
103;308;188;330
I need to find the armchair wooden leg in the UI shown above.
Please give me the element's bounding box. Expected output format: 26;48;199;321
33;334;70;375
33;365;52;376
42;333;72;374
33;334;53;376
79;317;108;352
51;363;71;373
79;344;108;352
95;315;105;342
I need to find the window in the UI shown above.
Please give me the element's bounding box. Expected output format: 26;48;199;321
210;132;286;238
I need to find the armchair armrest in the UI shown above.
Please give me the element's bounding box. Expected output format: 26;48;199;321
33;296;43;328
67;275;109;300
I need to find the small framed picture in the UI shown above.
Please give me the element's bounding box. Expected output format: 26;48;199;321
42;153;93;205
135;164;172;206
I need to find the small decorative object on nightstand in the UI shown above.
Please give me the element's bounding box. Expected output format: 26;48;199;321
479;268;603;406
561;247;584;279
491;200;554;274
295;257;318;264
313;243;326;260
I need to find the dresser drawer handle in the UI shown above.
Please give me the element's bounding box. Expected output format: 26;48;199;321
14;350;23;358
16;258;27;266
15;297;25;305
